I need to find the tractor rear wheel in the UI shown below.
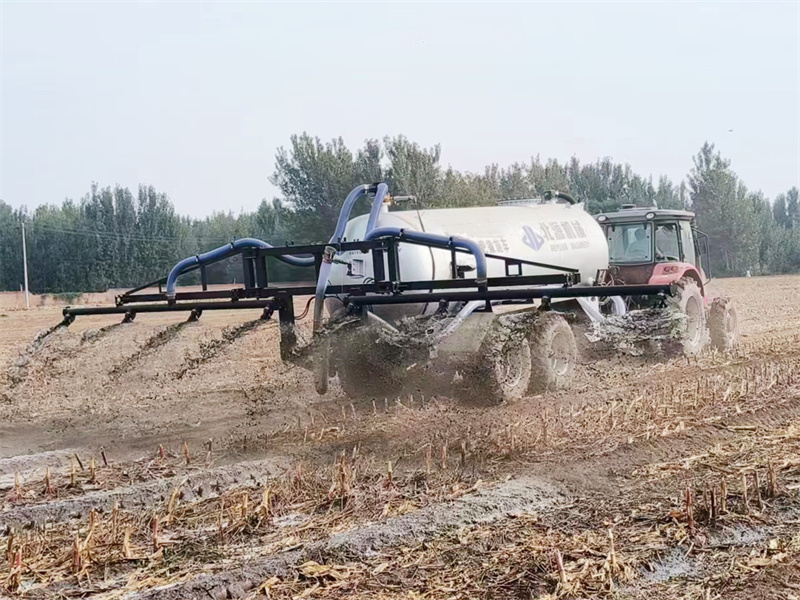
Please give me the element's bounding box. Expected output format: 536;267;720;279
708;297;739;351
673;278;706;356
528;312;577;393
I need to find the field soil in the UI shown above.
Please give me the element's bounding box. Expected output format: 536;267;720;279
1;276;800;599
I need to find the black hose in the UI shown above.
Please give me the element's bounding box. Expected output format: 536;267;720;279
543;190;577;205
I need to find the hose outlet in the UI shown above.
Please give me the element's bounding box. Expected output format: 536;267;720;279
322;246;337;264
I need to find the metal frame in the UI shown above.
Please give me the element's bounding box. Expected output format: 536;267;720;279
63;233;673;339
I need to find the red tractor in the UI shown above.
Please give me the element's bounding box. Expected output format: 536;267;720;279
595;205;739;354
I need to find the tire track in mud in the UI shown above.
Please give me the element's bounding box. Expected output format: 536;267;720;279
0;455;290;530
0;449;79;491
23;388;800;599
126;477;565;600
133;396;800;600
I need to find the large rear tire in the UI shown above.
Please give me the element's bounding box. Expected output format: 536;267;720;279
673;278;706;356
708;297;739;351
528;312;577;393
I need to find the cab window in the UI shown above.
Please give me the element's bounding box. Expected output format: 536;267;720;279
679;221;696;265
654;223;680;261
607;223;652;263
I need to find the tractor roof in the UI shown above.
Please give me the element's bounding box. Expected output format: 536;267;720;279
595;205;695;224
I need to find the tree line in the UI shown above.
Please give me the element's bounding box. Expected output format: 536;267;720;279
1;134;798;294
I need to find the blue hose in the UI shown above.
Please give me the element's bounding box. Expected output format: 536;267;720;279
364;183;389;236
363;227;488;288
165;184;388;300
329;184;371;242
165;238;307;298
311;183;388;333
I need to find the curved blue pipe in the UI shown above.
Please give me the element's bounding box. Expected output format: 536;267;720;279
329;184;371;242
363;227;488;287
311;183;388;335
364;183;389;235
165;238;312;298
165;184;388;300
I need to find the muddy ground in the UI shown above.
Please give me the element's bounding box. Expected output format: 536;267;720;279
1;276;800;598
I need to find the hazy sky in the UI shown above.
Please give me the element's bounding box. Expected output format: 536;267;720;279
1;1;799;217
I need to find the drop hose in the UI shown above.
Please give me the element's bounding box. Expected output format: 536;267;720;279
310;183;388;394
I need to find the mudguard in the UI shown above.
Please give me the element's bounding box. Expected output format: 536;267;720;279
648;264;705;299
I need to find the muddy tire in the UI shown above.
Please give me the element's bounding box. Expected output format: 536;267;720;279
481;321;533;403
708;297;739;351
457;316;534;405
672;278;706;356
528;312;577;393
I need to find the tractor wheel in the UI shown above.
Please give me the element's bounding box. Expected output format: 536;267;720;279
708;297;739;351
528;312;577;393
672;278;706;356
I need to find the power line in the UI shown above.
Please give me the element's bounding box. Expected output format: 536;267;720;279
27;224;244;245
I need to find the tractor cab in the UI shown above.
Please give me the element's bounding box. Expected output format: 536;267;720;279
595;206;711;294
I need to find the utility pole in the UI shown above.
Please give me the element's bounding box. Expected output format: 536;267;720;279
21;222;30;309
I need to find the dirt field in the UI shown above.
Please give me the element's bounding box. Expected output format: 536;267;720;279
2;276;800;598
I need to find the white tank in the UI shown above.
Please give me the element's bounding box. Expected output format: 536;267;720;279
327;202;609;322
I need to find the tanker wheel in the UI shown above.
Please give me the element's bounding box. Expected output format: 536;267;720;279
708;297;739;352
528;312;577;393
477;319;533;404
672;278;706;356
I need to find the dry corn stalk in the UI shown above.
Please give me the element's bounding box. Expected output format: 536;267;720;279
768;461;778;497
554;548;568;587
721;479;728;513
71;534;83;574
122;527;132;559
742;472;749;513
112;500;120;542
754;470;764;510
43;467;54;496
257;486;272;519
152;517;160;554
685;487;696;537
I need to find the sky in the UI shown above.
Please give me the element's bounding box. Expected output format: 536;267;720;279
1;1;799;217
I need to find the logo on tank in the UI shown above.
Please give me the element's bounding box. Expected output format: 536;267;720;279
522;225;546;251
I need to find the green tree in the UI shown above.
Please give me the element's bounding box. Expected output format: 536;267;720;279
270;133;383;241
688;142;760;275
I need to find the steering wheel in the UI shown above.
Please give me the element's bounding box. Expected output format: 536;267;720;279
656;250;679;262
